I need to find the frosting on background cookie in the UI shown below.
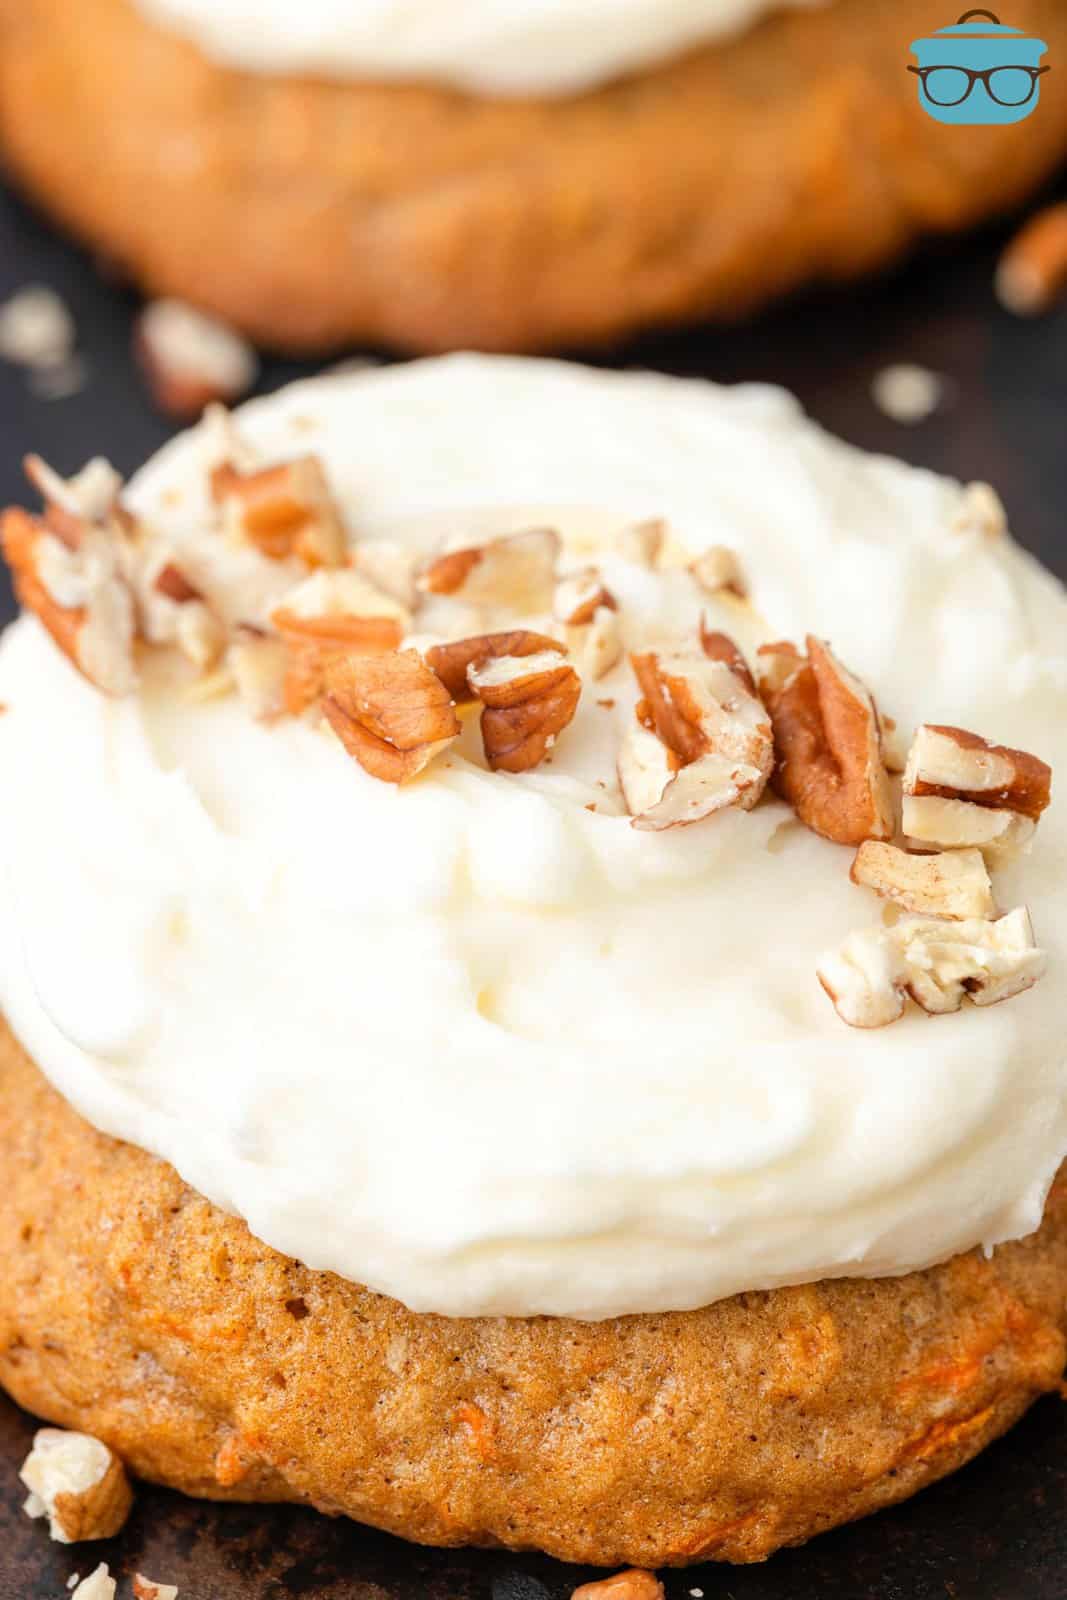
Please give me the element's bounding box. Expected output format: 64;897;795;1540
135;0;824;94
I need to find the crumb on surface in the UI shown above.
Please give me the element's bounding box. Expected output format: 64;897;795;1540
870;363;946;426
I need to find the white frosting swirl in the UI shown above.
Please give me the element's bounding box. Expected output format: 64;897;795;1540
2;355;1066;1320
134;0;823;95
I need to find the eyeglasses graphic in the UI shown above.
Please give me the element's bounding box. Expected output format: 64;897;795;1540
908;63;1048;108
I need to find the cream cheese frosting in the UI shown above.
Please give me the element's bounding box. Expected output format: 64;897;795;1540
1;354;1066;1321
134;0;824;95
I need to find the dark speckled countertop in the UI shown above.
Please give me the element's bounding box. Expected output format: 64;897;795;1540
1;177;1066;1600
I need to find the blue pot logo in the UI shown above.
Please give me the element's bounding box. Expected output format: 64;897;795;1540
910;9;1049;125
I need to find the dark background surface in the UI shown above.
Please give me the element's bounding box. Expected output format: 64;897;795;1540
1;176;1066;1599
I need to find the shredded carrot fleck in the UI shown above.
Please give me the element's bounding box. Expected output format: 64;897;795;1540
214;1434;252;1488
675;1508;764;1559
454;1400;497;1463
896;1406;995;1467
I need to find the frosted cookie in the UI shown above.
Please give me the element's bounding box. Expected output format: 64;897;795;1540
0;357;1064;1565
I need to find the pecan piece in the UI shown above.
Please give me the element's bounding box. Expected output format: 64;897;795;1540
566;607;623;682
1;507;136;695
71;1568;116;1600
132;1578;179;1600
23;452;130;552
20;1429;133;1544
417;527;559;611
228;625;288;720
690;545;747;599
322;650;460;784
426;630;564;704
271;571;409;715
617;718;681;818
700;624;757;694
757;637;894;846
625;645;773;829
615;519;665;567
212;455;346;568
818;908;1045;1029
553;567;617;627
467;650;581;773
135;298;257;421
572;1572;664;1600
902;725;1051;857
851;841;995;921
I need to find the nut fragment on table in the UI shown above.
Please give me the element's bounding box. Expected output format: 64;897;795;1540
135;298;258;420
870;364;945;426
71;1567;117;1600
132;1576;180;1600
995;201;1067;317
0;285;75;371
902;724;1051;857
572;1570;665;1600
19;1428;133;1544
758;636;894;847
818;907;1044;1029
851;841;995;921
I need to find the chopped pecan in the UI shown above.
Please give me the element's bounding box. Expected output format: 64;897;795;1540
617;718;681;818
690;545;747;599
903;725;1051;858
135;547;226;670
20;1429;133;1544
565;607;623;681
995;201;1067;317
1;507;136;695
24;453;126;547
615;519;664;567
351;539;419;607
818;907;1045;1029
71;1568;116;1600
851;841;995;921
757;636;894;846
228;626;288;720
271;571;409;714
132;1578;179;1600
904;724;1050;814
212;455;346;568
572;1571;664;1600
700;624;757;694
425;630;564;703
417;527;559;611
553;567;617;627
625;645;773;829
135;298;257;421
951;482;1007;539
322;650;460;784
468;650;581;773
